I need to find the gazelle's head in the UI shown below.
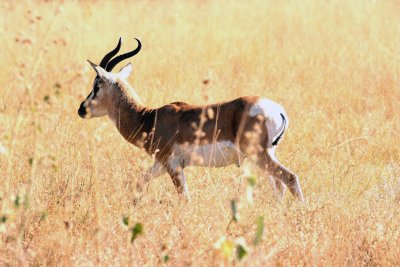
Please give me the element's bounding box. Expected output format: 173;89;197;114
78;38;141;119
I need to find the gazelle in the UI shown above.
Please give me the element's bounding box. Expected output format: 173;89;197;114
78;38;304;201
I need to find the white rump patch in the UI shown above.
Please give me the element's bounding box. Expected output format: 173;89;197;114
249;98;288;148
170;141;244;168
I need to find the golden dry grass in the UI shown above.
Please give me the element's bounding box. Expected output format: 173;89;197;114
1;0;400;265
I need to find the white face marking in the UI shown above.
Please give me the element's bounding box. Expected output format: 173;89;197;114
82;91;94;109
249;98;288;148
82;78;109;118
170;141;244;168
83;78;100;107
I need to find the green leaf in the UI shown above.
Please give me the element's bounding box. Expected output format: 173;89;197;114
40;211;47;221
122;216;129;226
236;244;248;260
0;215;6;223
247;175;257;187
14;195;21;208
130;223;143;242
231;200;239;222
254;216;264;245
162;254;169;263
214;236;235;261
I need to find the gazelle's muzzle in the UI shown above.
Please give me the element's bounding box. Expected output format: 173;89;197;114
78;102;87;118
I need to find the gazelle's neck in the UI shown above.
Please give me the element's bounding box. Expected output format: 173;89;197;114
107;79;152;147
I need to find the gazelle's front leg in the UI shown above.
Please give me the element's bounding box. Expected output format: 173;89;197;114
136;161;166;192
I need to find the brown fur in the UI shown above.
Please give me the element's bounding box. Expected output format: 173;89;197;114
109;80;264;165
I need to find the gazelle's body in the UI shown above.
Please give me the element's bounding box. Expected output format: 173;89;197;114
78;38;304;201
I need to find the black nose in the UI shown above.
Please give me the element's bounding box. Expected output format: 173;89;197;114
78;103;86;118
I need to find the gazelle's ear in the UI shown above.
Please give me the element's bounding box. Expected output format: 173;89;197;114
87;60;110;80
118;63;132;80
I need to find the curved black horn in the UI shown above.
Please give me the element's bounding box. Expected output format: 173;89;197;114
99;37;122;68
106;38;141;71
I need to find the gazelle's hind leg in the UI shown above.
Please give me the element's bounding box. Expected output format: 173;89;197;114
268;175;286;201
257;149;304;202
275;179;286;200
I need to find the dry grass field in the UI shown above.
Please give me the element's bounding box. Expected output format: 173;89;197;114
1;0;400;265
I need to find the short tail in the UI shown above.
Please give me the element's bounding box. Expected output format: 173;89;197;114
271;113;286;146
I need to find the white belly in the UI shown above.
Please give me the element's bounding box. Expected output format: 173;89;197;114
171;141;244;168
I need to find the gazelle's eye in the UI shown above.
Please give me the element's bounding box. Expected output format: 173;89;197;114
93;83;100;98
